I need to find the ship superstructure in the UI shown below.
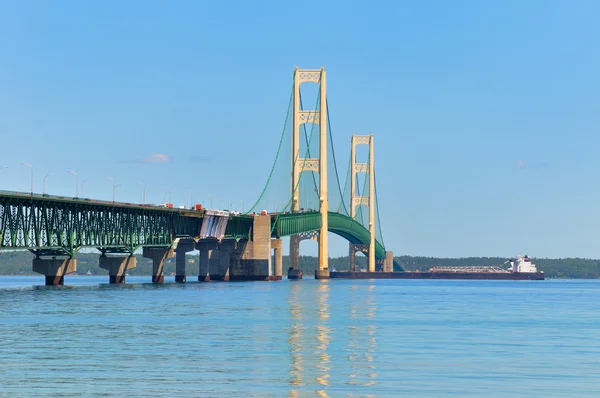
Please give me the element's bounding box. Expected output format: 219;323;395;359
506;255;538;273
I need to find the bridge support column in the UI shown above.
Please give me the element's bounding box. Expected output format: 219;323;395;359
99;255;136;284
315;269;330;280
32;257;77;286
287;235;303;280
214;240;237;281
271;239;283;278
229;240;248;279
349;245;356;271
209;250;221;280
143;247;173;284
197;241;218;282
175;240;196;283
229;215;278;281
384;251;394;272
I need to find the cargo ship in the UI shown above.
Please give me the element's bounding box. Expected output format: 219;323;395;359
330;255;545;280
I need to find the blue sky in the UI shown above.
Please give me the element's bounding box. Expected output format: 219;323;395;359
1;0;599;258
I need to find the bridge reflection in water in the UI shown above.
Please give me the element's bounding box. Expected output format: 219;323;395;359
287;282;378;397
287;284;305;391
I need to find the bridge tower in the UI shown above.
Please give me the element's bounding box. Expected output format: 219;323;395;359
288;66;330;280
349;134;376;272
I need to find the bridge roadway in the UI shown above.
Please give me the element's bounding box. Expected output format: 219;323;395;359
0;190;401;285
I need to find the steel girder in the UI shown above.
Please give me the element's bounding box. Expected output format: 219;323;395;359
273;211;389;262
225;215;253;240
0;192;404;270
0;193;202;256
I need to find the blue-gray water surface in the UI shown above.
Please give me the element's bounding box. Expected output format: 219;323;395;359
1;276;599;397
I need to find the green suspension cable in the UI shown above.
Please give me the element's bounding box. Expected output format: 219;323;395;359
338;153;351;214
357;148;370;228
355;173;363;225
272;91;320;233
245;77;295;215
374;166;386;248
270;71;322;234
326;99;349;216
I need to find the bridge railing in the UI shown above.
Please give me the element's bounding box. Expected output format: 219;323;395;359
0;189;199;213
0;191;238;255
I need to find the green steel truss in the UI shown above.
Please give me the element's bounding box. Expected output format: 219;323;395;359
224;215;253;240
274;211;404;270
273;211;393;265
0;192;202;256
0;192;403;270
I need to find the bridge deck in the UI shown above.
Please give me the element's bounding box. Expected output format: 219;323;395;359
0;191;401;270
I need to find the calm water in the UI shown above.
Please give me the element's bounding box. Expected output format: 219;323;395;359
0;276;599;397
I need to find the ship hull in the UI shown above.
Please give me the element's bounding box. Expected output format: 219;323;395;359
330;271;545;280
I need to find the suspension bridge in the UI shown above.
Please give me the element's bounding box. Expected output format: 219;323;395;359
0;66;403;285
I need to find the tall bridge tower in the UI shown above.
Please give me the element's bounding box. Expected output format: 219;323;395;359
349;134;376;272
288;67;330;280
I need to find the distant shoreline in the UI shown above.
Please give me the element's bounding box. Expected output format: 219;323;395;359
1;252;599;279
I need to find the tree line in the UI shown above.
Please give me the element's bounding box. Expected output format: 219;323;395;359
0;250;599;278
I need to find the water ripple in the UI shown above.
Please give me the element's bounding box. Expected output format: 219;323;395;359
0;277;599;396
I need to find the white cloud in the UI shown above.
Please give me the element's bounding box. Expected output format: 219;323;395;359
144;153;171;163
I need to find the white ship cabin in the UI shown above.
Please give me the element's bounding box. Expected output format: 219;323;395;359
509;255;538;273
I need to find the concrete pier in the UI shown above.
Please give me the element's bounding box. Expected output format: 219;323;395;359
315;269;330;280
287;268;303;280
214;240;237;281
229;215;280;281
143;247;173;284
99;255;136;284
287;235;302;279
271;239;283;278
32;257;77;286
175;240;195;283
197;241;218;282
209;250;221;280
384;251;394;272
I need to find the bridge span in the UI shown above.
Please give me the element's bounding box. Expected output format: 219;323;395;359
0;66;402;285
0;189;400;284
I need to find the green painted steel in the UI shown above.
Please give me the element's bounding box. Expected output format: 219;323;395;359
225;215;253;240
245;77;295;215
0;191;404;270
0;191;203;255
276;212;322;237
273;211;404;269
393;258;404;272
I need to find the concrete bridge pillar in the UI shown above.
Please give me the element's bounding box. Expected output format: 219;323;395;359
197;240;218;282
32;257;77;286
228;240;248;279
175;240;196;283
209;250;221;280
315;268;330;280
314;233;330;279
99;255;136;284
271;239;283;278
214;240;237;281
384;251;394;272
287;235;302;280
143;247;174;284
229;215;279;281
